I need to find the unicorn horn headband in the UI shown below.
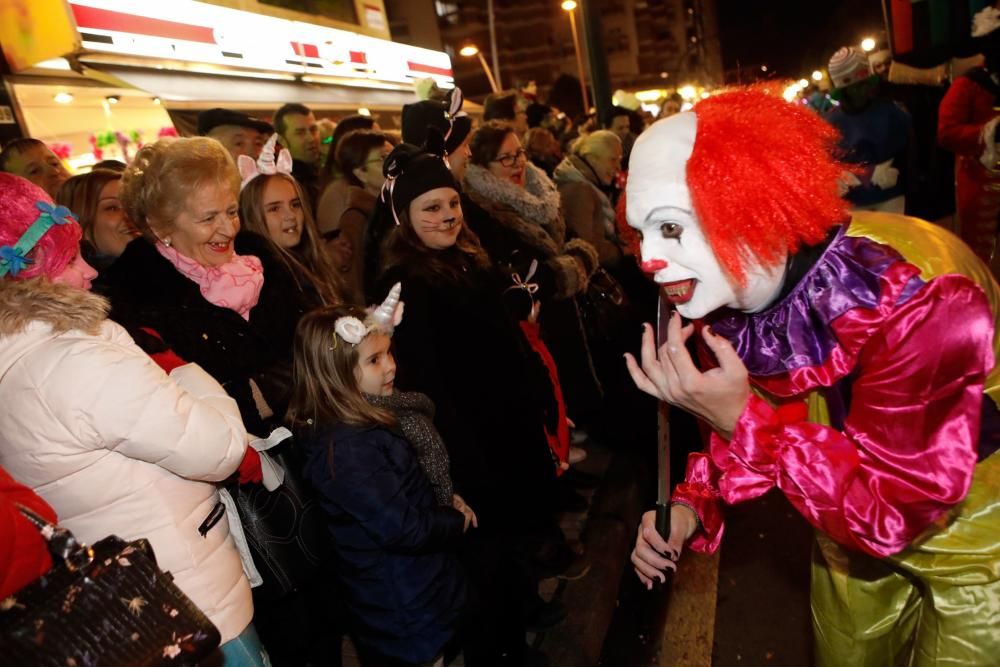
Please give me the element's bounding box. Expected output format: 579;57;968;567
238;134;293;191
0;201;78;278
333;282;406;347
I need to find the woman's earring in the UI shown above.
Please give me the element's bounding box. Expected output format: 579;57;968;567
163;238;172;247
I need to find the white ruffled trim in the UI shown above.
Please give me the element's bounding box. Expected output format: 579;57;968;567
980;116;1000;169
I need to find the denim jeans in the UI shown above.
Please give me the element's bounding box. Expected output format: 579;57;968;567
220;624;270;667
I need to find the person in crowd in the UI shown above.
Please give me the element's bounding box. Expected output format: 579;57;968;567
939;4;1000;269
463;120;603;433
289;296;470;666
0;172;266;663
100;137;313;433
824;46;912;213
523;127;563;178
99;136;332;664
315;130;392;304
605;105;639;166
657;93;683;119
55;169;140;272
358;87;474;299
553;130;624;270
321;113;377;184
371;139;565;665
553;131;657;454
198;107;275;162
484;90;529;136
238;135;345;308
274;102;322;210
627;87;1000;666
0;138;70;198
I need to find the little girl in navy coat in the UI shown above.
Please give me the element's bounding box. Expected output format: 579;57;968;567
288;286;470;666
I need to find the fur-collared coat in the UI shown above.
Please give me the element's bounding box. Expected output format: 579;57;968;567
462;162;605;418
462;161;598;301
98;232;310;435
0;279;252;642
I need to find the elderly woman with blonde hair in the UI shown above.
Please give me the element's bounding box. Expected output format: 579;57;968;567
98;136;335;665
553;130;625;270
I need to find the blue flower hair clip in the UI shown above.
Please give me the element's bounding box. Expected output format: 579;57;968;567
0;245;32;277
0;200;79;278
35;201;77;226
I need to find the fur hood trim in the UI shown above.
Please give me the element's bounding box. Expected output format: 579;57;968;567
463;162;565;243
0;279;109;336
463;175;563;259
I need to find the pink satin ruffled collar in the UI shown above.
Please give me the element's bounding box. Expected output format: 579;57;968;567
156;243;264;320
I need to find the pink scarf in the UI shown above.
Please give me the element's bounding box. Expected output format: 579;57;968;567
157;243;264;320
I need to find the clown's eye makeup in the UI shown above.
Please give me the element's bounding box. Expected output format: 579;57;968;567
660;223;682;239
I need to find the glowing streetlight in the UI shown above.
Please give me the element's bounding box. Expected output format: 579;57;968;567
797;78;808;88
562;0;589;112
459;44;500;93
678;85;697;100
861;37;876;52
812;70;823;81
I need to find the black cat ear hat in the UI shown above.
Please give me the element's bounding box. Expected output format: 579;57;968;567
380;128;458;225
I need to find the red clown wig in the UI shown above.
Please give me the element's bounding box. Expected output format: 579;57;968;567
687;87;850;284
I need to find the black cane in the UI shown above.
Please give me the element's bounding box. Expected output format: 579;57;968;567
654;293;672;585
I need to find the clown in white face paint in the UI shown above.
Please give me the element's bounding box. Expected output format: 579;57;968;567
628;87;1000;667
625;112;785;320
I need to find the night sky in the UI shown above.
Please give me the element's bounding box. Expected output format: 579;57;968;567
715;0;887;81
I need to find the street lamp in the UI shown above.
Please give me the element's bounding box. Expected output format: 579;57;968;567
861;37;876;52
561;0;590;112
812;70;823;81
459;44;500;93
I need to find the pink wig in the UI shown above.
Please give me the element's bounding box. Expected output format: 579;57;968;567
687;87;850;284
0;173;82;281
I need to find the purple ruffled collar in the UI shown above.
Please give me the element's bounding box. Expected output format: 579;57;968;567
707;225;923;377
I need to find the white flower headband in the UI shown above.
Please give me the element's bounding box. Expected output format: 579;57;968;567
237;134;293;191
333;282;405;347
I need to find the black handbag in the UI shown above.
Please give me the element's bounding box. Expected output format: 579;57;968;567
229;438;330;602
0;506;221;666
577;267;632;344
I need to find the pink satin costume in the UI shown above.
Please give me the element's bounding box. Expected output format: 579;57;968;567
673;213;1000;665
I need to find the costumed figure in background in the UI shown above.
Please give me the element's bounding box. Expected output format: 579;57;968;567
824;46;912;214
939;4;1000;272
626;87;1000;665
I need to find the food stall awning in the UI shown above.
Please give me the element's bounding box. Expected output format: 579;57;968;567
82;63;423;112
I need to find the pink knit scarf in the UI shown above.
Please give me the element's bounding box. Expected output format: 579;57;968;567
157;243;264;320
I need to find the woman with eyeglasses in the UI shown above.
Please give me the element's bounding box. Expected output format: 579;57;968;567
316;130;394;304
462;121;604;469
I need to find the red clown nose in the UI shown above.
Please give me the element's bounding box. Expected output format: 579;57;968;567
641;259;668;274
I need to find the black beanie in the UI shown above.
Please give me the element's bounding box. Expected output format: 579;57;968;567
382;130;458;222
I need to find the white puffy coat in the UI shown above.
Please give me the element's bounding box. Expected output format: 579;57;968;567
0;279;253;643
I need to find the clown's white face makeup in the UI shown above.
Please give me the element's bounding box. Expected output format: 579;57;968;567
354;332;396;396
626;113;785;319
409;187;463;250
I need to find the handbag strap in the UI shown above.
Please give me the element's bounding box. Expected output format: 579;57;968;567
16;503;95;571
